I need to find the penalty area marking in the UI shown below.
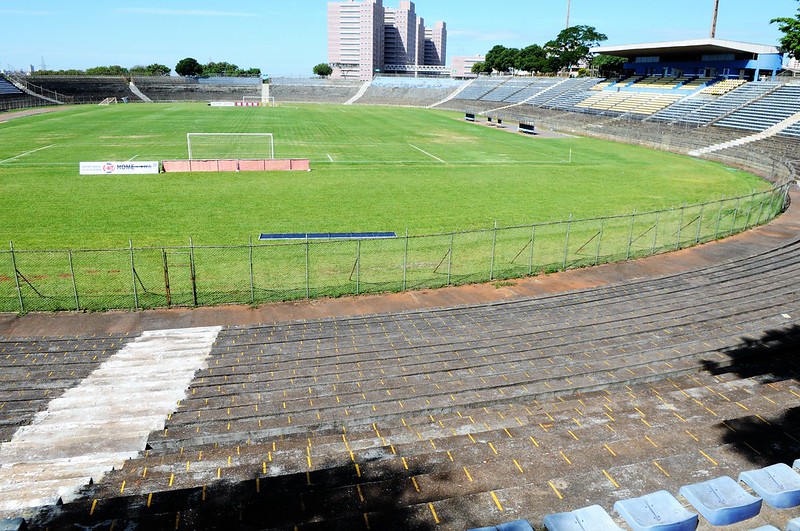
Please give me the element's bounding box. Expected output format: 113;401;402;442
408;143;446;164
0;145;54;165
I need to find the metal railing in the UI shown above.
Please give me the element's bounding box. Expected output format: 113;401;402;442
0;181;791;313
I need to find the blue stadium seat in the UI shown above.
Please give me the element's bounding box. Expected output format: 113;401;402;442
788;517;800;531
794;458;799;470
614;490;699;531
739;463;800;509
678;476;762;525
467;520;534;531
543;505;624;530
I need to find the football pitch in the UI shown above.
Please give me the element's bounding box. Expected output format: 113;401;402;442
0;103;768;249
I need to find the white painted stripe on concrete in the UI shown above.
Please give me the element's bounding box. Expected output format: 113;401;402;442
0;326;222;517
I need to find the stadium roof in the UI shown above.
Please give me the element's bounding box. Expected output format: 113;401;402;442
592;38;781;57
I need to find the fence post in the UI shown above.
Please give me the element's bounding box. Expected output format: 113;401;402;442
490;221;497;281
729;198;740;236
189;238;198;307
355;240;361;295
10;242;24;313
675;202;686;250
402;229;408;291
249;237;255;304
562;215;573;270
753;191;767;227
447;233;453;286
68;250;79;311
130;240;139;311
651;212;660;255
594;219;604;266
714;196;724;240
305;236;310;299
626;210;636;260
695;203;705;244
528;225;536;276
162;248;171;308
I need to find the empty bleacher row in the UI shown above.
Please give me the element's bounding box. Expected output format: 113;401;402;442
0;75;22;96
0;334;128;443
270;78;365;104
14;223;800;529
130;76;261;102
355;77;464;107
717;84;800;132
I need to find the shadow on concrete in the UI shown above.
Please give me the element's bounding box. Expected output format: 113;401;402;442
703;324;800;467
25;456;464;531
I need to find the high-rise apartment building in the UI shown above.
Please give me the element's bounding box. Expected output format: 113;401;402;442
328;0;447;80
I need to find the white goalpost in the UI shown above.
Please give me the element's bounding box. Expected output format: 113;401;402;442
186;133;275;160
243;95;276;106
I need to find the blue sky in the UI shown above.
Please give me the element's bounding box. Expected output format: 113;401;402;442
1;0;796;77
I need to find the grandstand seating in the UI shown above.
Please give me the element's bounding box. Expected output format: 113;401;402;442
500;78;565;104
781;122;800;138
0;76;22;96
703;78;747;96
455;76;508;100
533;77;603;110
24;76;137;104
270;77;364;104
8;221;800;528
575;91;683;115
480;78;537;102
132;76;261;102
673;81;782;126
355;77;463;107
716;84;800;132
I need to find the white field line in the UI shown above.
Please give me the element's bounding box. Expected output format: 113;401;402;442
0;145;55;165
327;154;334;162
408;143;446;164
128;155;139;162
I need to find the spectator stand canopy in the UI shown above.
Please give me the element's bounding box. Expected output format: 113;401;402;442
591;38;784;81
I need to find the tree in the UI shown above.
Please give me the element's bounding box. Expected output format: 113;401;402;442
591;54;628;76
516;44;550;74
772;0;800;58
176;57;203;77
545;25;608;71
130;64;171;76
85;65;129;76
204;61;240;76
485;45;520;74
471;61;492;74
313;63;333;77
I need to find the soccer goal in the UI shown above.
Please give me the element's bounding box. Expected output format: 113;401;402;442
186;133;275;160
98;97;118;106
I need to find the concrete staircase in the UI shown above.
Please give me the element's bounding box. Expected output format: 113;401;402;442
345;80;372;105
128;80;152;102
428;78;477;108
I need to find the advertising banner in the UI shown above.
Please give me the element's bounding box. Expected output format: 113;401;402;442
80;161;160;175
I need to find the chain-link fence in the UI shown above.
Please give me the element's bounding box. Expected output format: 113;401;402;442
0;181;792;313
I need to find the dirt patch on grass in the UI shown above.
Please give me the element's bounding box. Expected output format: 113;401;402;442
0;106;71;124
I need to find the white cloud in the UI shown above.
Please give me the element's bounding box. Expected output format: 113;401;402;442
116;8;259;18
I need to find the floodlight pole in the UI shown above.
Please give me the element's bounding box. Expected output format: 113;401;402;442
710;0;720;38
566;0;571;29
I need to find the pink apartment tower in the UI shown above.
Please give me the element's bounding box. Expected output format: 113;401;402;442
328;0;447;80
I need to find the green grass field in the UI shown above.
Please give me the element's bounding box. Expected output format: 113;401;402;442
0;103;768;249
0;103;783;311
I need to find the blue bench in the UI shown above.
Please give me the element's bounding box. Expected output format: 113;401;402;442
739;463;800;509
543;505;624;530
678;476;762;525
614;490;698;531
467;520;534;531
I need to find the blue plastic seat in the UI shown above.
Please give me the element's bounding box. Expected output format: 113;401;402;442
787;516;800;531
467;520;534;531
747;526;778;531
614;490;699;531
739;463;800;509
543;505;624;530
678;476;762;525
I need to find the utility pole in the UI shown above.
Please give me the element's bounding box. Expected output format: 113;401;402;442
710;0;720;38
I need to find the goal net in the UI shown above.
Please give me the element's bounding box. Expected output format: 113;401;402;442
98;97;118;105
187;133;275;160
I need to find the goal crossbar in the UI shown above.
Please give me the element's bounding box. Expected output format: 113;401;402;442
186;132;274;160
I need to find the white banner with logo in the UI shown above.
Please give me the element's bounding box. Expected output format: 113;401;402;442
80;161;160;175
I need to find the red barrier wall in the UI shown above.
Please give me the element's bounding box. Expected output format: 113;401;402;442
162;159;311;173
